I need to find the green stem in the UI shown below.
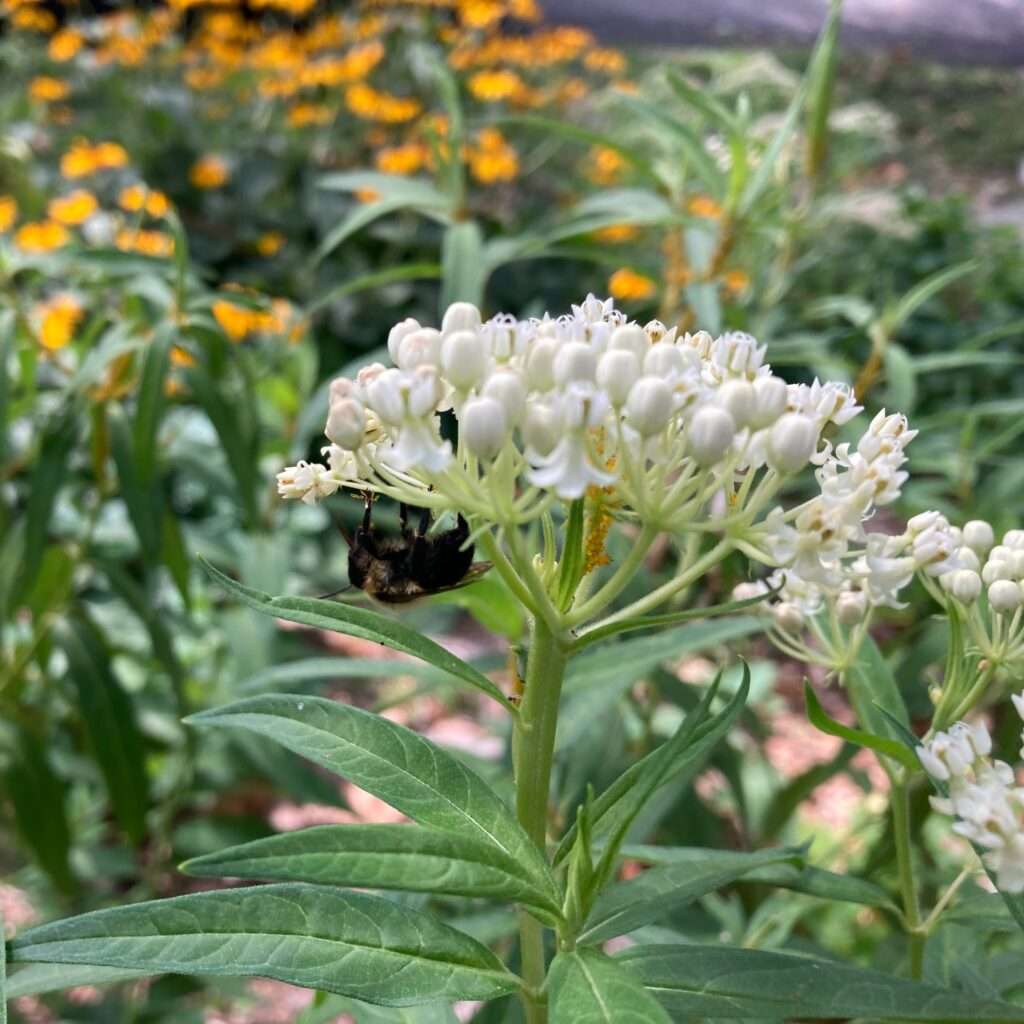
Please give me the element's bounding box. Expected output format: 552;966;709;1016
513;615;569;1024
892;778;925;979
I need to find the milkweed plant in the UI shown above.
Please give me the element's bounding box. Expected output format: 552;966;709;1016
8;296;1024;1023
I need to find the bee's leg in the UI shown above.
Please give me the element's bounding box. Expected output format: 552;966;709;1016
399;502;410;536
316;584;352;600
361;494;374;532
416;506;432;537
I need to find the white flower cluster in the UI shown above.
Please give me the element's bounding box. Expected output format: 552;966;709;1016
918;705;1024;892
277;296;871;537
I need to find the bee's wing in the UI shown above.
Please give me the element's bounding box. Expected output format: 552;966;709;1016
430;561;494;594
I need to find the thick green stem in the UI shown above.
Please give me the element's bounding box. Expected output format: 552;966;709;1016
892;779;925;979
513;615;568;1024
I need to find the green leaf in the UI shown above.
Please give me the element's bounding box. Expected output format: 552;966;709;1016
6;963;150;998
202;559;513;708
555;668;749;866
318;172;453;207
618;944;1024;1021
5;730;76;897
884;261;976;334
549;949;670;1024
847;636;911;735
495;115;660;184
804;0;842;182
9;885;519;1007
804;680;918;770
556;499;586;613
181;823;562;919
440;220;486;314
619;845;894;909
132;324;173;487
186;694;554;898
14;412;74;605
884;342;917;413
427;576;526;641
110;408;161;556
306;264;442;316
581;846;802;943
737;81;804;216
61;615;151;844
565;619;760;694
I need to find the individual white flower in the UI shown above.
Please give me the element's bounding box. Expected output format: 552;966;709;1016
276;461;341;505
963;520;995;556
483;368;528;426
687;404;735;466
553;341;598;386
527;389;613;499
461;396;508;459
387;318;421;363
989;580;1023;614
396;328;442;370
767;413;819;474
608;323;649;360
750;375;788;429
441;301;482;335
325;397;366;450
597;349;641;407
1004;530;1024;550
522;402;562;459
624;377;674;438
716;379;755;430
441;330;489;390
836;589;868;625
773;602;804;632
944;569;983;605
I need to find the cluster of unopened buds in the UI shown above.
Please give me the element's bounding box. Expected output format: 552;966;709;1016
918;707;1024;893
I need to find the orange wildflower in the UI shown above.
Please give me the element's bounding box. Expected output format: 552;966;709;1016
15;220;70;252
608;268;656;302
688;195;723;219
36;294;84;351
29;76;70;102
48;190;98;226
190;154;230;188
49;28;85;61
0;195;17;232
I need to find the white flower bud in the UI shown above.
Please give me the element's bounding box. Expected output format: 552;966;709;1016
397;328;442;370
608;323;649;360
523;404;561;457
441;330;488;389
767;413;818;473
625;376;674;437
329;377;357;404
733;581;768;604
643;344;690;378
773;602;804;632
483;369;527;426
988;579;1023;614
441;301;481;335
553;341;597;385
461;396;507;459
945;569;982;605
917;745;950;781
982;559;1014;585
956;547;981;573
687;405;736;466
1009;551;1024;579
836;590;868;625
325;397;366;450
750;375;788;429
962;520;994;555
387;317;421;363
716;379;755;430
597;349;641;406
526;337;559;391
1005;530;1024;549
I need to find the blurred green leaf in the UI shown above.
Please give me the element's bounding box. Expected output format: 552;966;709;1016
61;614;151;844
440;220;486;313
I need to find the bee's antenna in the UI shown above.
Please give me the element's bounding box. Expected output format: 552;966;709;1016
317;584;352;600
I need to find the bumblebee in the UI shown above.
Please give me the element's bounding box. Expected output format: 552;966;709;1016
341;497;491;604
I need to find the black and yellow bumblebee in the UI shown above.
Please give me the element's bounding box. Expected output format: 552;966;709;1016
339;497;491;604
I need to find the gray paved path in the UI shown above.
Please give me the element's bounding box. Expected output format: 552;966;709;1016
541;0;1024;66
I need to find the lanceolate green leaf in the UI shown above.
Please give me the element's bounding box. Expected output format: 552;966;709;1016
61;615;150;844
549;949;670;1024
440;220;486;313
182;823;562;918
804;680;918;770
555;668;749;866
618;945;1024;1021
186;694;554;898
619;845;894;909
9;886;519;1007
202;558;512;708
581;846;803;943
5;963;150;999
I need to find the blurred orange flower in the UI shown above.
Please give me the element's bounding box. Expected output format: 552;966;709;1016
48;190;98;225
608;268;656;302
15;220;70;252
190;154;230;188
